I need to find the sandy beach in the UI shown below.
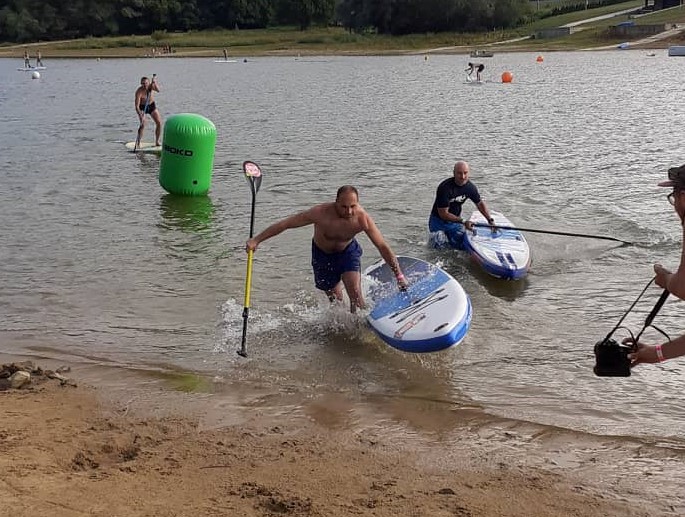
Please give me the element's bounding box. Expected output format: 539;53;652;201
1;358;678;517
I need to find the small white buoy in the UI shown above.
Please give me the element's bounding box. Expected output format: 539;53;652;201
31;71;40;79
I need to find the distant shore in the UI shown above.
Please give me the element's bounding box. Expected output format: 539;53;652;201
0;37;680;60
0;42;677;61
3;0;685;60
1;22;683;60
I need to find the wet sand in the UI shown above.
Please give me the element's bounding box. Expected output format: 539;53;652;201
1;356;681;517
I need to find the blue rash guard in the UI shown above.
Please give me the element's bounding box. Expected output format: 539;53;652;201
311;239;363;291
428;178;481;249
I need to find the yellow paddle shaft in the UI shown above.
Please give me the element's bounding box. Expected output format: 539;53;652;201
243;249;254;308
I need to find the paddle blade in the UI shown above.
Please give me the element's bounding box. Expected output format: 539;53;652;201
243;160;262;192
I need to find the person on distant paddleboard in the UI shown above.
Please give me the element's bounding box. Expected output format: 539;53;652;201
223;48;228;61
135;76;162;146
428;160;496;249
245;185;408;313
36;50;43;67
625;164;685;366
23;49;30;68
465;62;485;82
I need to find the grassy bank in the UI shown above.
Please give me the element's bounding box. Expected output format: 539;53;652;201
1;0;684;58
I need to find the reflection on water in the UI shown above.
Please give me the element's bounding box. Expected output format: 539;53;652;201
158;193;216;233
155;193;226;269
429;249;530;302
133;151;161;171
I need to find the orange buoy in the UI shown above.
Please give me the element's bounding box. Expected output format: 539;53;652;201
501;71;513;83
536;55;544;63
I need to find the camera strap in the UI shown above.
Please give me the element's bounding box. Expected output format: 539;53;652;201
634;289;669;342
603;278;668;342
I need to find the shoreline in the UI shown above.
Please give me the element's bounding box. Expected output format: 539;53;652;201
0;36;680;60
1;354;682;516
0;47;672;61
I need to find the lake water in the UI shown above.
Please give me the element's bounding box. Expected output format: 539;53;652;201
2;50;685;506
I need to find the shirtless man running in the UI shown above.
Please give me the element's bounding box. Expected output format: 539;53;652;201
134;76;162;146
246;185;408;313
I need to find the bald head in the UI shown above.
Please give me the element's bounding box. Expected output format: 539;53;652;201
335;185;360;219
453;161;470;186
336;185;359;201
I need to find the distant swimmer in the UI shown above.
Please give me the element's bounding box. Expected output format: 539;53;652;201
134;75;162;147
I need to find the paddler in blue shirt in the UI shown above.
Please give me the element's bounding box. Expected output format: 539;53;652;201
428;161;496;249
246;185;408;313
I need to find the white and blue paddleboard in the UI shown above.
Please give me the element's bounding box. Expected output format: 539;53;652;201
464;211;531;280
18;66;46;71
364;256;472;353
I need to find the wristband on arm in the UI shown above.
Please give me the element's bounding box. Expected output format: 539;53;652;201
655;344;665;362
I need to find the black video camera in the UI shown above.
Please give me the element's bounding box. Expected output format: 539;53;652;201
592;288;669;377
593;337;634;377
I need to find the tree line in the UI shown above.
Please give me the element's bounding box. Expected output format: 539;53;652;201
0;0;625;43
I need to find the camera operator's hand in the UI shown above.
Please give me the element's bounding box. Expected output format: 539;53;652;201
623;338;660;366
654;263;672;290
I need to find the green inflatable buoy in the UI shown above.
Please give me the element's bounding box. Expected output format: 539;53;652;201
159;113;217;196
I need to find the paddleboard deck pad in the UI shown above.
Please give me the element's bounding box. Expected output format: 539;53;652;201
125;142;162;154
464;211;530;280
364;256;472;353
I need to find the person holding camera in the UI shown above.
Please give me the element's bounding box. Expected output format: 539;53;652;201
627;164;685;365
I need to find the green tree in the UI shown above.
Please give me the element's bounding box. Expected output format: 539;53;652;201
2;7;41;41
336;0;369;33
275;0;334;30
